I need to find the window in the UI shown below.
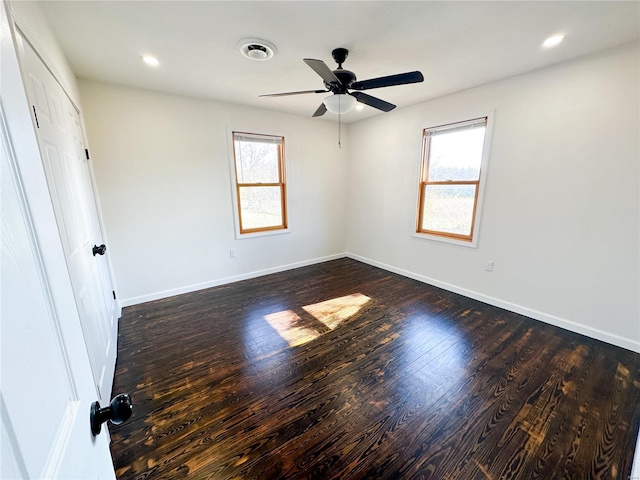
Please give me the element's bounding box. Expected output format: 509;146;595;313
232;132;287;235
416;116;491;245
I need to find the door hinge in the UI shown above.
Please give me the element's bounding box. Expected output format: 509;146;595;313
85;149;90;160
32;106;39;128
112;291;116;300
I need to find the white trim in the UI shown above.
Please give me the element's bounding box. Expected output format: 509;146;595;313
122;250;640;353
631;430;640;480
414;109;495;249
78;110;121;321
9;11;79;113
233;227;290;239
120;253;346;307
226;126;290;240
412;232;477;248
347;253;640;354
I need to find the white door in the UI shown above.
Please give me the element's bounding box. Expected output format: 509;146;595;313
0;2;115;477
15;32;118;404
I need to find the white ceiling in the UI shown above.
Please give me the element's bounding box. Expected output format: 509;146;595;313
38;1;640;123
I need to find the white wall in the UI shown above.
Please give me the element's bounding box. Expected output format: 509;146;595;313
79;44;638;351
347;43;640;352
78;80;348;305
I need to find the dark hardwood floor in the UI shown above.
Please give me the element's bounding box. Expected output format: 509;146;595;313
110;258;640;479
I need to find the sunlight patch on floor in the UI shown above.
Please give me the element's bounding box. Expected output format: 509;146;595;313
263;310;321;347
303;293;371;330
264;293;371;347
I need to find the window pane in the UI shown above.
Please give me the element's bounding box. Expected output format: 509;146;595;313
234;140;280;183
239;186;283;230
427;127;485;181
421;184;476;236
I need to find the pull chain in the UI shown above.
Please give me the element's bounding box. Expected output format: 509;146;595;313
338;94;342;148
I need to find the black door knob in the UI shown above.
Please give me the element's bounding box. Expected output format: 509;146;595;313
90;393;132;436
92;244;106;256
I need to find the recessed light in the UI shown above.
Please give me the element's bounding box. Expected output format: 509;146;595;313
543;34;565;49
142;55;159;66
355;104;364;111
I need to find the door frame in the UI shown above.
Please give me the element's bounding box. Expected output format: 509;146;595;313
1;1;116;476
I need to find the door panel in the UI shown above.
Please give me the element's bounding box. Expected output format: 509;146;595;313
77;281;110;397
1;147;78;477
18;34;118;404
1;110;114;479
27;70;50;120
70;111;117;324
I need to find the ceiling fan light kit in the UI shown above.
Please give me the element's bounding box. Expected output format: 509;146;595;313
324;93;357;114
238;38;276;61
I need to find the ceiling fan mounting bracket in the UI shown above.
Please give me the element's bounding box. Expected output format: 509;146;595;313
332;48;349;68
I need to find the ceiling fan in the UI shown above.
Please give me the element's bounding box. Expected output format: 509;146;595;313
260;48;424;117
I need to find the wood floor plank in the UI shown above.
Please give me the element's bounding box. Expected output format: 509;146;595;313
318;320;549;479
110;258;640;479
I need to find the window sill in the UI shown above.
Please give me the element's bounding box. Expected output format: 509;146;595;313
236;228;290;240
412;232;478;248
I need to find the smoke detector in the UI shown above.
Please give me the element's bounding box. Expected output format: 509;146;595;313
238;38;277;61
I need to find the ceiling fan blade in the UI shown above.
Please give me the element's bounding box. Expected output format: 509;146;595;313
303;58;342;85
260;89;328;97
312;103;327;117
350;92;396;112
351;71;424;91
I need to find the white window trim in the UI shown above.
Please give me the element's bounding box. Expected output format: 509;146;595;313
412;110;495;248
227;126;290;239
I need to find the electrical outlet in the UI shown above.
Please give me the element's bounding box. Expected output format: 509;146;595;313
485;261;494;272
230;249;236;259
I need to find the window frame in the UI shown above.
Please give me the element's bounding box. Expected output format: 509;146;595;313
414;112;494;248
229;129;289;238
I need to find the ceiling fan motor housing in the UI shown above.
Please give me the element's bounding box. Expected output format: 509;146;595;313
327;69;356;92
325;48;356;92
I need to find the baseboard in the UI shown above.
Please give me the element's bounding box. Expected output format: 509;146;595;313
347;253;640;354
121;251;639;353
120;253;347;307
